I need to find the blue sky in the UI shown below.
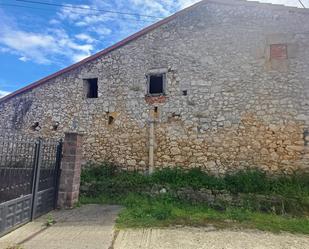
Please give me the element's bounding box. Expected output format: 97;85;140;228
0;0;305;97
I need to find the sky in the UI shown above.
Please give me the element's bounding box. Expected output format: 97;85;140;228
0;0;306;97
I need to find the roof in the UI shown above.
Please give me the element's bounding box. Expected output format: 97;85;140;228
1;0;308;104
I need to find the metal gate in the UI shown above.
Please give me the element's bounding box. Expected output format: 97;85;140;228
0;135;62;237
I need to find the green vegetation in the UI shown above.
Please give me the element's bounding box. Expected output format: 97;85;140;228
81;163;309;199
45;214;55;227
81;193;309;234
5;245;24;249
80;163;309;234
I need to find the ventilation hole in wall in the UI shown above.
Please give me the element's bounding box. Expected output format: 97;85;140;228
51;122;59;131
182;90;188;96
108;116;114;125
172;112;181;118
31;122;40;131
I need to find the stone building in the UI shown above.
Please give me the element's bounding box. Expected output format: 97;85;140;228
0;0;309;174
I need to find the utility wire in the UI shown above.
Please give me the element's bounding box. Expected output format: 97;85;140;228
298;0;306;8
15;0;163;19
0;3;154;23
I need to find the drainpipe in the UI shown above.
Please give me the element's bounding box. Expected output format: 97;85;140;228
303;129;309;172
149;119;155;174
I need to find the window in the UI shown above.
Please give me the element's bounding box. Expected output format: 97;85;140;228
148;74;165;95
83;78;98;98
270;44;287;60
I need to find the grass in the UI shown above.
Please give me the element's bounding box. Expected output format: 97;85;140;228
5;246;24;249
80;193;309;234
80;164;309;234
81;164;309;199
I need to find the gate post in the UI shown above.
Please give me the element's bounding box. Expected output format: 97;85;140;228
57;133;83;209
31;138;43;220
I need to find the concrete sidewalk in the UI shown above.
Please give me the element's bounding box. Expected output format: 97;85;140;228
114;227;309;249
1;207;308;249
0;204;121;249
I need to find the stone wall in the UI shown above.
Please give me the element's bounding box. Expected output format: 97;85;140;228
0;0;309;174
149;186;308;215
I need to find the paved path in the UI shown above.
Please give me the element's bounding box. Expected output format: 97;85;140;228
1;207;308;249
0;204;121;249
114;227;309;249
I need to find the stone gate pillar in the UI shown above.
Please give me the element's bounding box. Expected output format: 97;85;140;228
57;132;83;209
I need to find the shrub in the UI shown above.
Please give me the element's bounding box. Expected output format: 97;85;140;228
269;174;309;198
80;163;309;200
80;162;117;188
224;170;269;194
151;167;226;190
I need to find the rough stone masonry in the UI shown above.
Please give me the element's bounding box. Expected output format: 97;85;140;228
0;0;309;175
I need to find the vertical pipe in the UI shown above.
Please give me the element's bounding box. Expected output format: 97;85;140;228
149;120;155;175
303;129;309;171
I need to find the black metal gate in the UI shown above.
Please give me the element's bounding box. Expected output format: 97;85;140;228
0;135;62;237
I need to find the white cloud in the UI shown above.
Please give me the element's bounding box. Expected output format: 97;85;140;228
130;0;173;16
57;4;113;26
49;19;61;25
72;53;91;62
19;56;29;62
0;11;95;65
0;29;55;64
91;27;112;36
0;90;10;98
178;0;200;8
75;33;97;43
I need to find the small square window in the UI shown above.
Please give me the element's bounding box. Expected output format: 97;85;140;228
148;74;165;96
270;44;287;60
83;78;98;98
